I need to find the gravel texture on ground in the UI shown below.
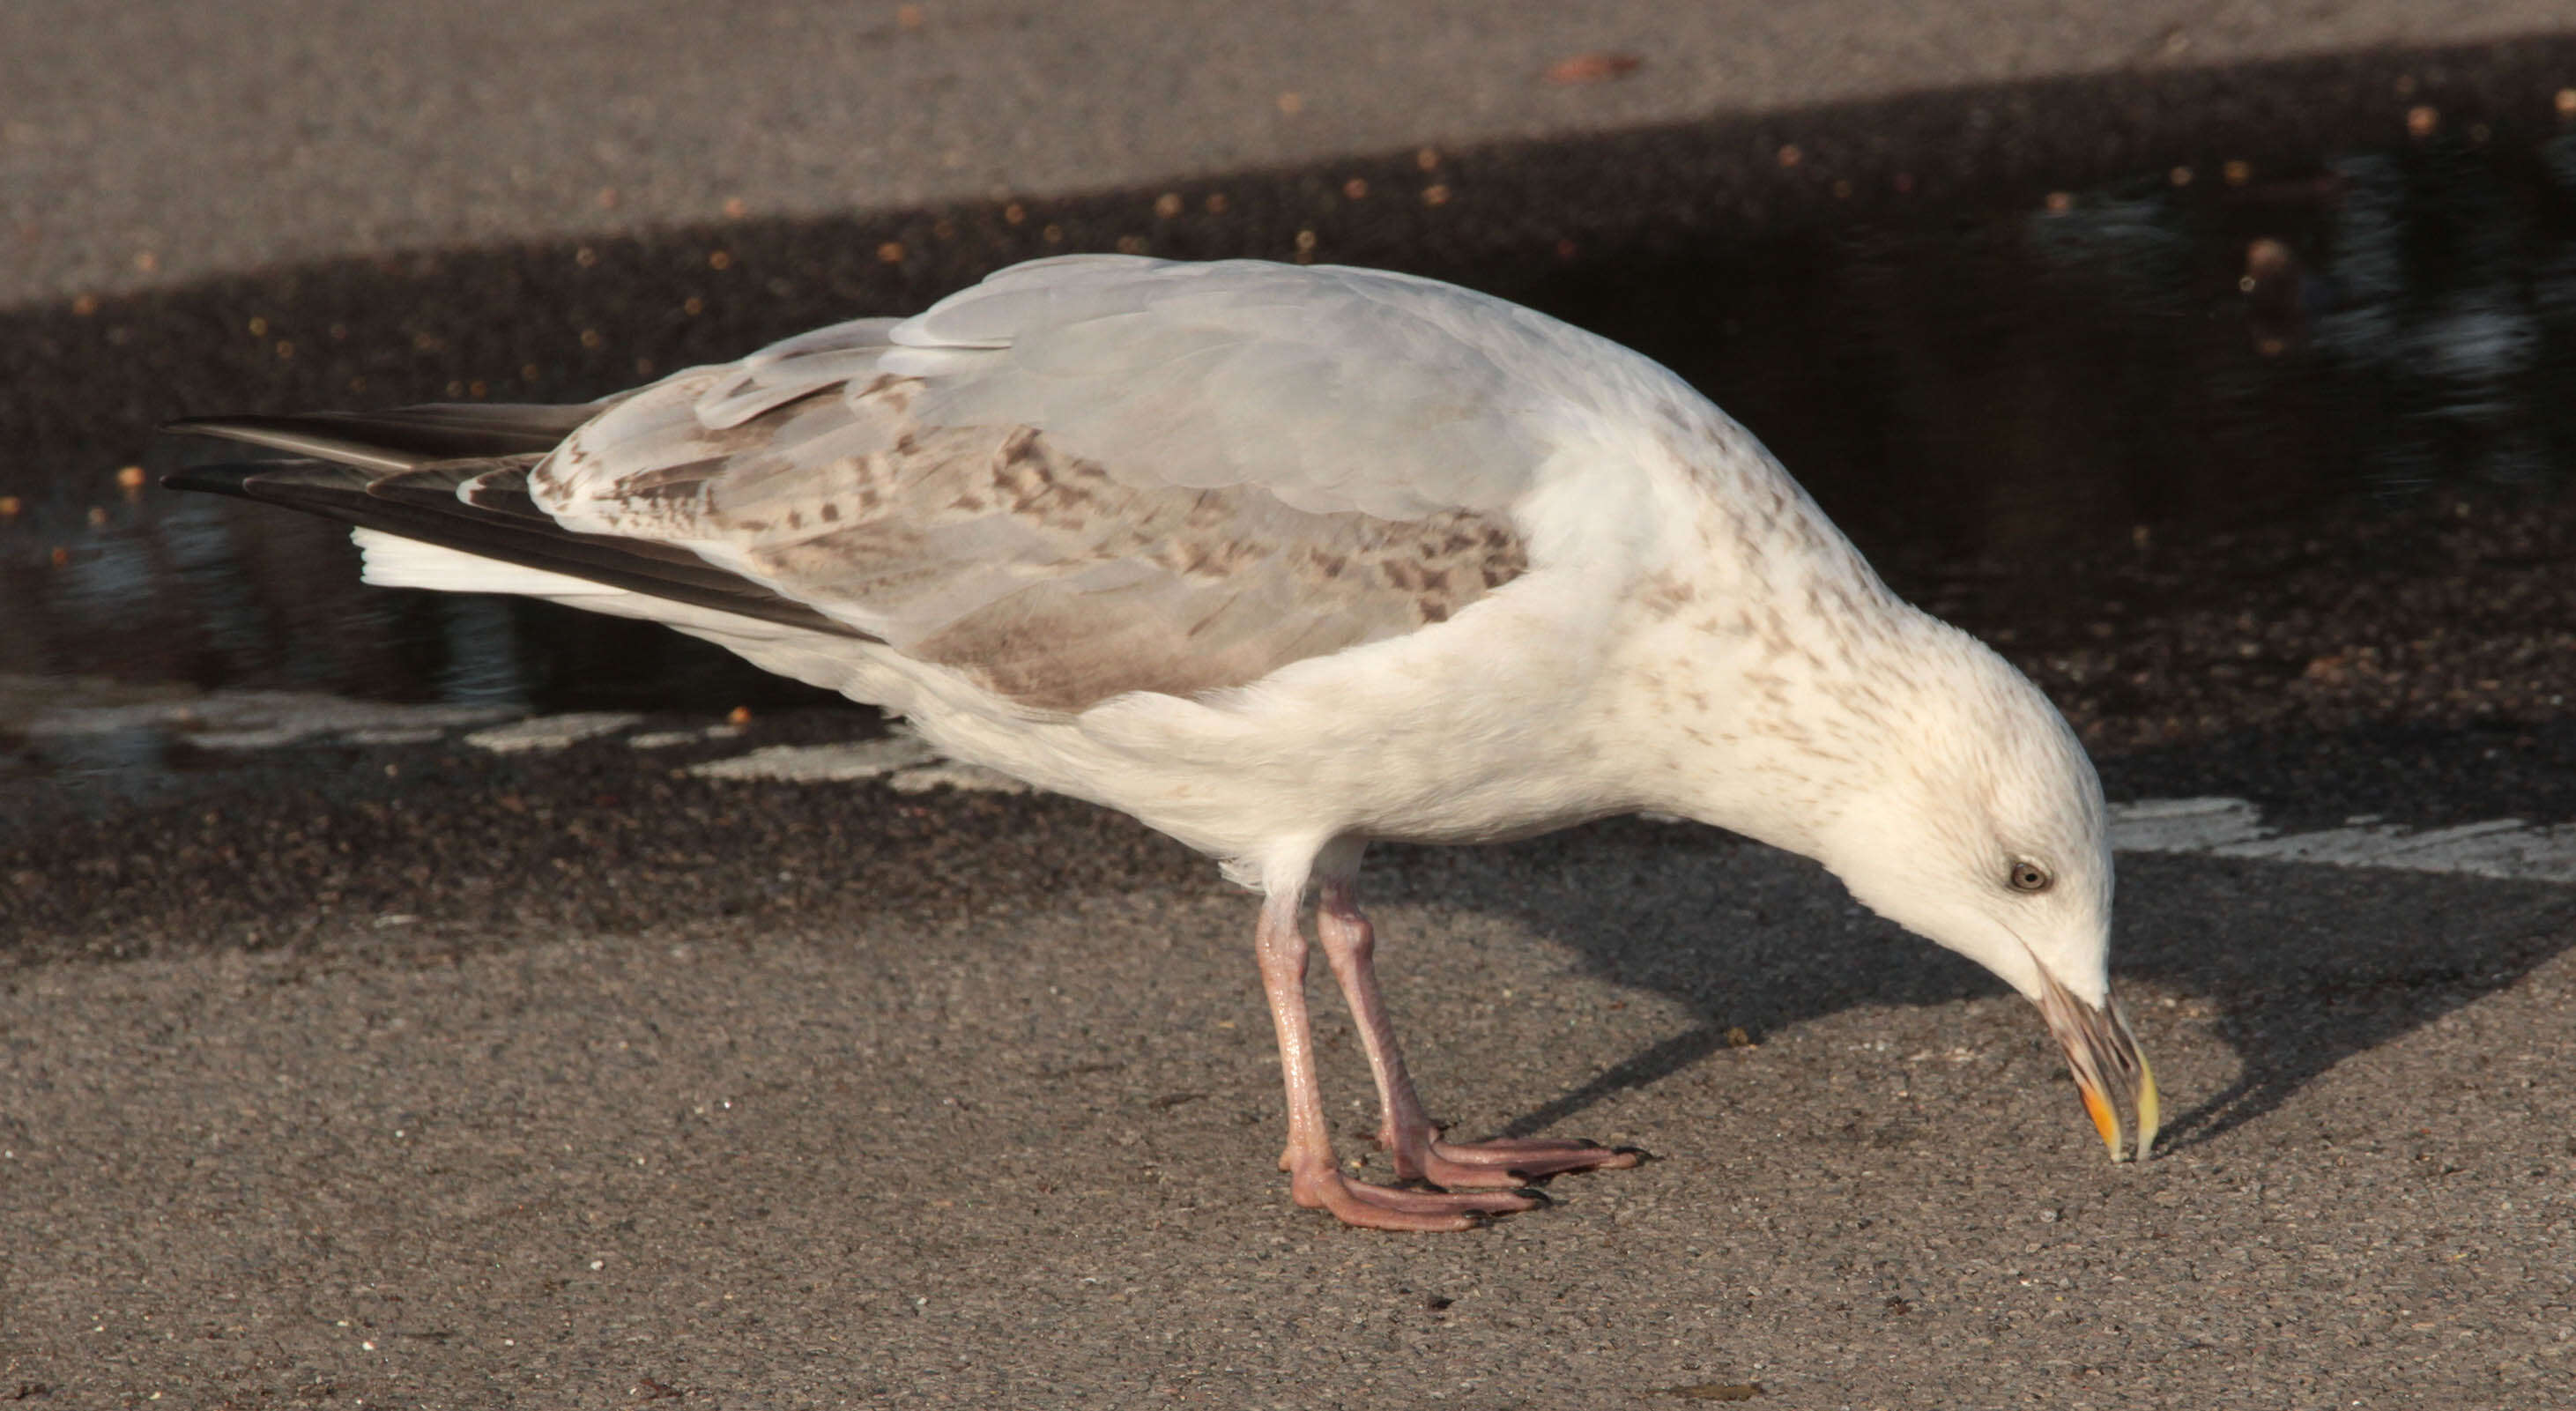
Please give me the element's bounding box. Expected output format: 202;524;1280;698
4;746;2573;1407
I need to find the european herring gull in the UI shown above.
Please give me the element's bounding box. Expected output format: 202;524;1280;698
167;255;2158;1230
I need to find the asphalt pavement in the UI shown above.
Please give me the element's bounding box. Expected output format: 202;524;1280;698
9;4;2576;1408
4;715;2575;1407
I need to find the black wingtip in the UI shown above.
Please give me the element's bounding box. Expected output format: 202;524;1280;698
159;405;596;470
160;464;263;499
160;413;311;442
154;454;874;643
157;414;419;472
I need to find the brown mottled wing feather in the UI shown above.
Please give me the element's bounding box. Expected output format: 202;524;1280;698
530;263;1573;713
537;375;1525;711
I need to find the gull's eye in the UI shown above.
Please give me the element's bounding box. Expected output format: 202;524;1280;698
2008;859;2053;893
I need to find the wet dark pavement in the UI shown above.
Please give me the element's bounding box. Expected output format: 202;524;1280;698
11;37;2576;714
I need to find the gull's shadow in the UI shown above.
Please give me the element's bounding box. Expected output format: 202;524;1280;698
1369;813;2576;1152
2110;850;2575;1151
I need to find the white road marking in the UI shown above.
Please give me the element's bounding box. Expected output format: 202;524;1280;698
885;760;1032;796
627;724;746;750
2100;796;2268;850
338;726;453;746
462;712;645;754
2109;798;2576;883
687;734;939;783
14;686;510;748
683;732;1030;793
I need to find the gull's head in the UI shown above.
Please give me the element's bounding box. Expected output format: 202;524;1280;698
1808;617;2158;1162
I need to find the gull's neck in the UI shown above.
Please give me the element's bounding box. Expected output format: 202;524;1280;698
1591;432;1945;862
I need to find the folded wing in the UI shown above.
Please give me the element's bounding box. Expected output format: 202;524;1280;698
179;257;1667;713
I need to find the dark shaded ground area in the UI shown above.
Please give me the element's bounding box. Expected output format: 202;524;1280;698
1921;486;2576;753
10;35;2576;709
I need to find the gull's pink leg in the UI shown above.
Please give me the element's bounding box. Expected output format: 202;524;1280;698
1314;874;1644;1191
1252;887;1540;1230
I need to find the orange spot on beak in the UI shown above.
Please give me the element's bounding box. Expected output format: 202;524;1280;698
2078;1081;2122;1160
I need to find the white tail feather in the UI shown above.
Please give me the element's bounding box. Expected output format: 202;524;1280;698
353;528;624;597
348;528;825;648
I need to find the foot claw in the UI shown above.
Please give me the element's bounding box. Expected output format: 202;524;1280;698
1292;1168;1542;1231
1411;1134;1645;1188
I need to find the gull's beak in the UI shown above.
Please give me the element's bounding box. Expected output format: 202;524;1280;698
2031;964;2160;1162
